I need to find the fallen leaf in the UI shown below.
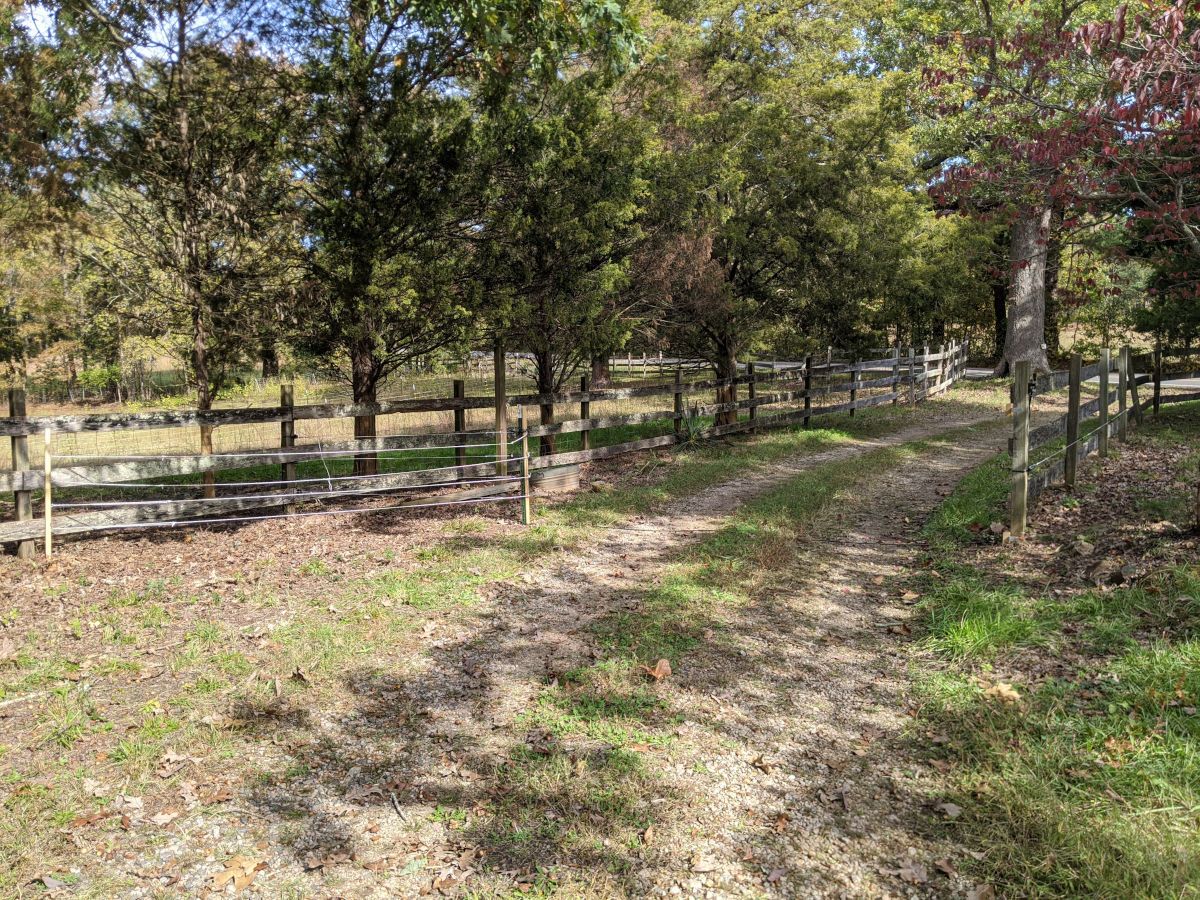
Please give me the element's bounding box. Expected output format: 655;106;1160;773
897;859;929;884
751;755;773;774
773;812;790;833
638;658;672;681
983;682;1021;704
936;801;963;820
66;811;115;829
967;885;996;900
179;781;199;807
155;750;198;778
82;778;107;797
345;783;384;805
212;854;266;892
900;591;921;602
202;786;235;804
767;867;785;883
31;875;70;891
934;858;958;877
149;811;178;827
690;853;718;873
642;825;656;845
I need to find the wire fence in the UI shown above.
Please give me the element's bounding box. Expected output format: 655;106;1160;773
40;430;533;547
4;344;971;553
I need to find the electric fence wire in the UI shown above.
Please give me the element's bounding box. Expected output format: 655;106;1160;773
51;492;532;534
51;474;524;509
1025;406;1130;473
50;431;521;462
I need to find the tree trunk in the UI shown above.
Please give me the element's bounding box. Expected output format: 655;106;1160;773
260;338;279;379
535;350;556;457
715;339;738;427
991;277;1007;361
351;343;378;476
590;353;612;388
192;306;217;500
994;204;1053;377
1044;205;1065;360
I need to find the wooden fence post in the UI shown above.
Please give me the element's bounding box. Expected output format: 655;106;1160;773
673;369;683;440
848;355;857;418
1099;348;1111;458
1010;359;1031;539
43;429;52;558
494;336;508;476
518;408;531;526
1118;345;1137;429
748;362;757;433
453;379;466;477
8;389;33;559
1153;341;1162;417
921;345;930;401
580;375;591;452
803;355;813;428
907;348;916;405
892;346;900;405
1065;354;1081;488
1117;345;1128;442
281;384;296;514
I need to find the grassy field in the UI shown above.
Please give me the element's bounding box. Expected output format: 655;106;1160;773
0;385;1006;897
914;400;1200;897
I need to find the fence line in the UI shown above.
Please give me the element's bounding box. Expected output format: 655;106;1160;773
1007;345;1200;536
5;343;969;551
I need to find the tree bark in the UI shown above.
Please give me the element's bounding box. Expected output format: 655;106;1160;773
351;343;379;476
715;338;738;427
1044;205;1065;360
260;338;279;379
994;204;1053;376
192;301;217;499
535;350;556;457
991;277;1007;361
590;353;612;388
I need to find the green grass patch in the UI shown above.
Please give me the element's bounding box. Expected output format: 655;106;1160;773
923;452;1008;549
919;470;1200;897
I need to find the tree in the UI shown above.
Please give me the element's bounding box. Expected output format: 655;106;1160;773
476;70;648;454
70;0;296;491
905;0;1124;374
287;0;638;472
629;0;932;420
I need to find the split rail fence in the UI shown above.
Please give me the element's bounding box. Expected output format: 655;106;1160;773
4;343;968;555
1008;345;1200;536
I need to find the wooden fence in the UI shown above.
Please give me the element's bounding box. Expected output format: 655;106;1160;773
1008;346;1200;536
3;343;969;553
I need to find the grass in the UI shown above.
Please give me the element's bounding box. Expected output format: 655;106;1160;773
914;399;1200;898
923;451;1009;549
0;384;1008;896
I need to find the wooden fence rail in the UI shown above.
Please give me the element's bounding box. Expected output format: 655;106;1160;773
1009;345;1200;536
3;343;969;549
